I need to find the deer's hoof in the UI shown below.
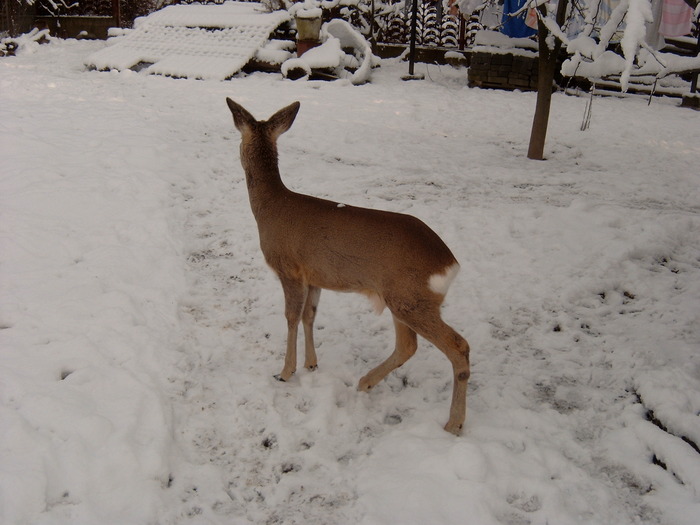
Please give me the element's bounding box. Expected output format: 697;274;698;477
306;364;318;372
357;378;373;392
443;421;463;436
273;374;286;382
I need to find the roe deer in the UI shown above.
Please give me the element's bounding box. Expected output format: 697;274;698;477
226;98;470;434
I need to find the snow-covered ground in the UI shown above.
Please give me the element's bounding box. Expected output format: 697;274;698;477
1;36;699;525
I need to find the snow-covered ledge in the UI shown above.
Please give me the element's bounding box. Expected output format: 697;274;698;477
472;30;539;58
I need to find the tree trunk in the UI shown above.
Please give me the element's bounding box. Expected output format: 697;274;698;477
527;0;569;160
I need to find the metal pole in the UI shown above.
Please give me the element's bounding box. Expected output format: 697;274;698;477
408;0;418;76
691;20;699;93
370;0;376;52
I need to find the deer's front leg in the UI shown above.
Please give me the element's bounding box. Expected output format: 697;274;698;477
275;276;308;382
301;285;321;371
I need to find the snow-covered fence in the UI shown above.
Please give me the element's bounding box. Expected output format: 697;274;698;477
322;0;464;48
35;16;116;39
380;0;461;47
1;0;119;38
174;0;467;50
1;1;37;37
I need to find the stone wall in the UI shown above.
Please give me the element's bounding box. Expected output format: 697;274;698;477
468;49;538;91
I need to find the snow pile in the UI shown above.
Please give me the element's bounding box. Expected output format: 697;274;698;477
292;6;324;19
2;37;700;525
85;2;290;80
474;29;539;51
254;39;295;66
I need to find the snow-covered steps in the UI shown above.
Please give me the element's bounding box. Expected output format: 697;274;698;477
85;2;290;80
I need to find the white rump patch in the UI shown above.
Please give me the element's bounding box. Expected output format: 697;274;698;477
428;263;460;296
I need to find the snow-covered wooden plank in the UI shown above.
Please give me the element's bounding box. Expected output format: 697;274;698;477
86;2;290;80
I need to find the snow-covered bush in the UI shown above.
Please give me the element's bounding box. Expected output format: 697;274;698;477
281;17;380;83
0;27;52;56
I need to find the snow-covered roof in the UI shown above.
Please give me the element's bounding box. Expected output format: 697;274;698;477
85;2;290;80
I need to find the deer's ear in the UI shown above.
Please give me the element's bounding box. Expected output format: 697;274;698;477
226;98;256;133
266;101;300;139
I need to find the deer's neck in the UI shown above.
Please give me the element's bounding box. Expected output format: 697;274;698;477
242;148;290;219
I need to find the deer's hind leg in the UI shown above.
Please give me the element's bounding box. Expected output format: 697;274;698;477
429;322;470;435
358;314;418;392
301;285;321;371
392;301;470;435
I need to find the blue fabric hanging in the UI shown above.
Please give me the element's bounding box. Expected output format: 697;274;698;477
501;0;537;38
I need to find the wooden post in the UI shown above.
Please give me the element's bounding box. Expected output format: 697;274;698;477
112;0;121;28
690;21;699;93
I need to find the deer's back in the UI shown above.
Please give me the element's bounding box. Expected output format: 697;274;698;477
256;192;457;293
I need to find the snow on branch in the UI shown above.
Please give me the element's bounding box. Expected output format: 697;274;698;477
542;0;699;91
22;0;78;15
620;0;653;90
